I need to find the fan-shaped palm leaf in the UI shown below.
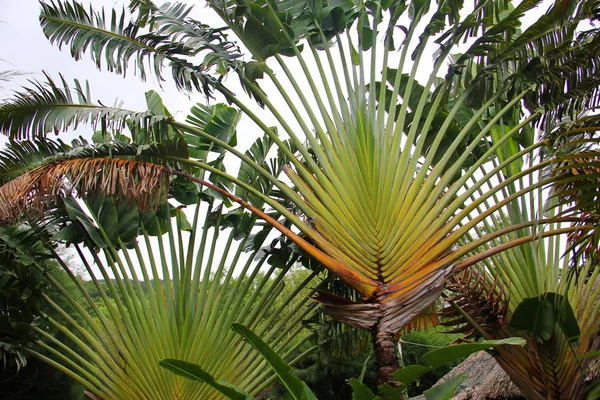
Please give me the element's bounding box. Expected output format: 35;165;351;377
175;0;589;384
444;155;600;399
7;195;318;399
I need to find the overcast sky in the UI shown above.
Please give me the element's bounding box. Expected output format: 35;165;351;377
0;0;234;146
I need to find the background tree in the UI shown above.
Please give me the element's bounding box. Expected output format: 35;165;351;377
0;225;86;399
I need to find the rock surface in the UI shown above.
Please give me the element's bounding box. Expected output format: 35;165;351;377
410;351;524;400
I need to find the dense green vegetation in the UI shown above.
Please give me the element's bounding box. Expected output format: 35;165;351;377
1;0;600;398
3;260;454;398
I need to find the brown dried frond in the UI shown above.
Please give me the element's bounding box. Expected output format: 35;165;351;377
442;269;507;339
551;152;600;261
0;158;168;224
397;304;439;336
551;152;600;213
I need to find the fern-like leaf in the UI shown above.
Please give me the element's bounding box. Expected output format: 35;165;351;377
0;138;70;185
40;0;239;94
0;73;166;139
0;157;168;224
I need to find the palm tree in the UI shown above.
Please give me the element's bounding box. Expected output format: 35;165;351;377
0;70;26;90
1;0;598;388
443;150;600;399
0;139;320;399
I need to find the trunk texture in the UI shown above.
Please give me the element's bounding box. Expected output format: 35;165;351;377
373;326;400;387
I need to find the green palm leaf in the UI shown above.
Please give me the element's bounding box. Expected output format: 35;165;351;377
15;197;319;399
444;155;600;399
0;138;70;184
0;73;165;139
40;0;238;94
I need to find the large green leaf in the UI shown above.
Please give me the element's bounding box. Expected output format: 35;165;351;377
56;197;107;248
422;338;526;368
513;297;556;341
159;359;253;400
185;103;240;159
171;177;200;205
231;324;318;400
510;292;580;342
423;373;467;400
347;378;376;400
392;364;432;385
235;134;278;207
114;201;140;243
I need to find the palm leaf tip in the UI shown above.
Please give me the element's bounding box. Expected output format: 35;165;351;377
0;158;168;225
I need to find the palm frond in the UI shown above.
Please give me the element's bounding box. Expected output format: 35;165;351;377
19;198;318;399
146;2;239;57
450;0;600;125
443;159;600;398
0;223;60;374
0;73;165;140
0;138;70;185
0;157;168;224
40;0;239;95
442;269;506;339
0;70;26;83
524;25;600;129
548;151;600;264
0;70;28;92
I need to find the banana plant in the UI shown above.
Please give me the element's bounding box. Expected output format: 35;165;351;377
0;0;597;387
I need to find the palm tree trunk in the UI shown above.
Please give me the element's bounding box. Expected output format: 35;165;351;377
373;324;409;399
373;325;400;386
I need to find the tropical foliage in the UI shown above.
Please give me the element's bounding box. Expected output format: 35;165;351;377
162;323;526;400
1;0;600;397
0;185;319;398
443;142;600;398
